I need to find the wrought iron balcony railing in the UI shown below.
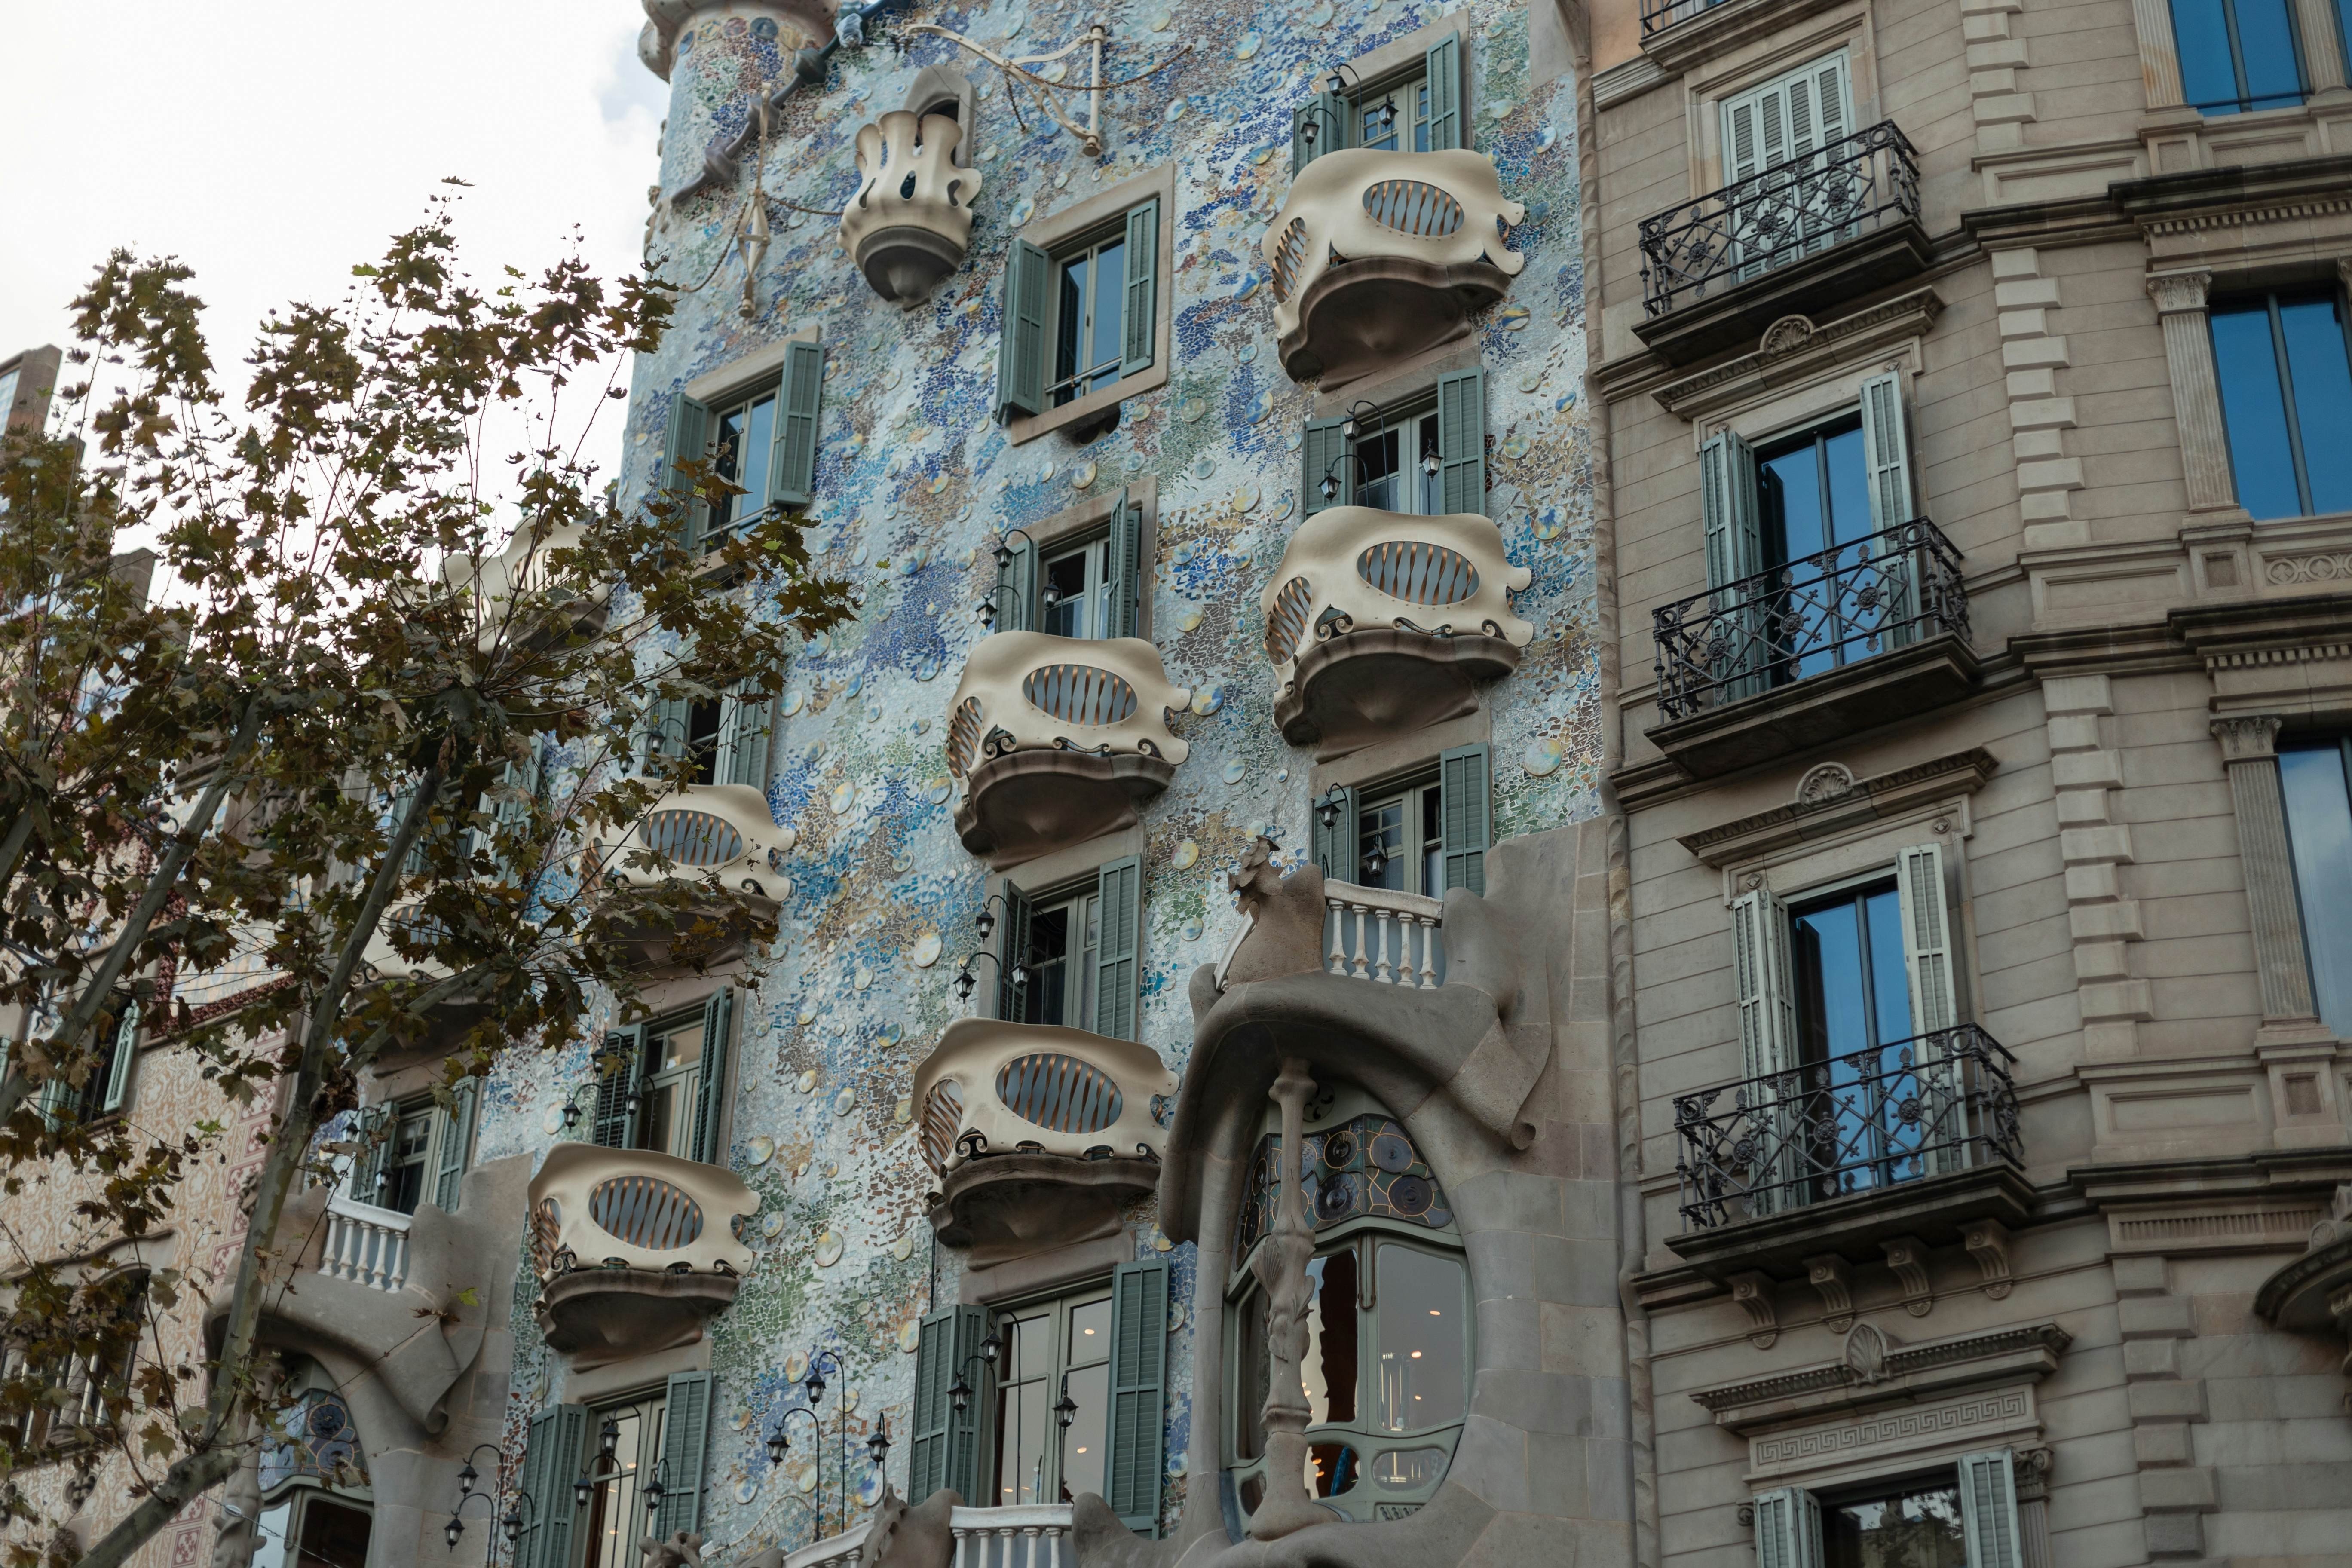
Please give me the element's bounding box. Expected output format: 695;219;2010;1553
1639;0;1724;34
1672;1024;2023;1231
1638;122;1920;318
1651;517;1966;722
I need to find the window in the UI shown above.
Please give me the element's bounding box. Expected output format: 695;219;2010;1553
996;200;1159;425
251;1493;373;1568
987;490;1145;638
910;1262;1169;1533
513;1372;714;1568
0;1271;149;1453
1225;1089;1467;1526
582;1392;665;1568
34;997;138;1125
659;337;825;551
1290;34;1463;169
1718;54;1855;277
1311;745;1491;897
251;1388;371;1568
349;1083;475;1216
589;990;734;1163
2211;289;2352;521
2279;736;2352;1036
645;674;775;789
1753;1451;2024;1568
1301;371;1488;519
2169;0;2307;112
993;861;1143;1041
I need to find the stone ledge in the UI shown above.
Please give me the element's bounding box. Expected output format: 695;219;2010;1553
929;1152;1161;1267
954;748;1177;870
1677;747;1999;868
1688;1320;2070;1434
1280;257;1516;389
1274;628;1521;760
1644;633;1982;779
536;1267;740;1372
1632;221;1935;368
1663;1163;2037;1282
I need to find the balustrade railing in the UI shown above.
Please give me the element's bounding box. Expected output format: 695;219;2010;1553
1672;1024;2023;1230
913;1018;1176;1176
1323;879;1446;989
1638;0;1723;34
1638;121;1919;317
784;1504;1073;1568
320;1194;413;1292
1651;518;1966;721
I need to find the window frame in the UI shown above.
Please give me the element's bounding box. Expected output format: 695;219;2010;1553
2208;283;2352;521
1353;769;1445;896
254;1486;376;1568
991;482;1153;640
1002;163;1176;446
2277;732;2352;1036
350;1084;475;1216
2167;0;2312;113
1045;221;1135;411
576;1387;669;1568
981;1278;1117;1508
1344;61;1434;152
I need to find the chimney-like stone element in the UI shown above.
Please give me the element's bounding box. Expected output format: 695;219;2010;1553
840;112;984;306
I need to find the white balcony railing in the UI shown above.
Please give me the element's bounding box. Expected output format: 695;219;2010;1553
319;1194;413;1292
785;1504;1073;1568
1323;879;1445;989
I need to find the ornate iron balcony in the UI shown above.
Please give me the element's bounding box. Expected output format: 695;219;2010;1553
1672;1024;2023;1231
1638;121;1920;318
1639;0;1723;35
1651;517;1966;721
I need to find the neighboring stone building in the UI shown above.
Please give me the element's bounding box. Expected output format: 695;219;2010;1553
1586;0;2352;1559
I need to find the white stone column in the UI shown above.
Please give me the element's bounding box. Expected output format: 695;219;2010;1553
2213;715;2324;1025
2129;0;2188;107
2297;0;2351;90
2148;270;2239;514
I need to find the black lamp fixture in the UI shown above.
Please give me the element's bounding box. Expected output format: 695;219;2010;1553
974;892;1011;945
1315;785;1351;832
642;1470;666;1518
1054;1379;1079;1432
558;1080;603;1133
449;1443;502;1556
948;1332;1007;1415
572;1473;595;1509
501;1504;524;1544
445;1516;463;1550
866;1417;892;1468
1363;842;1388;882
599;1415;622;1458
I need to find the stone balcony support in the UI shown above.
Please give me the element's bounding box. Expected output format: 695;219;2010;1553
596;782;796;963
841;111;983;304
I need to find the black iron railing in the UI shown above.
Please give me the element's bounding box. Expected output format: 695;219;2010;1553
1639;122;1920;318
1673;1024;2022;1231
1638;0;1724;34
1651;517;1965;721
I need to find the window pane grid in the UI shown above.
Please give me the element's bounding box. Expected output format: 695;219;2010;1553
1050;238;1126;406
2213;289;2352;520
2171;0;2309;111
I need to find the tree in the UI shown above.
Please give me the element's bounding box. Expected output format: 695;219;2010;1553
0;188;852;1568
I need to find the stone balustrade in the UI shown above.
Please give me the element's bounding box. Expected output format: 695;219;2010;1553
783;1503;1074;1568
840;111;983;304
1322;879;1446;989
319;1194;413;1292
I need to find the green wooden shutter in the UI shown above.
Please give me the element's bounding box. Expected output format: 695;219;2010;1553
660;394;712;551
993;537;1037;634
646;692;691;769
1957;1451;2023;1568
1291;90;1346;172
1311;785;1358;882
1424;35;1463;151
653;1371;716;1539
722;679;776;789
1897;841;1969;1177
1105;1259;1169;1535
770;338;824;511
1439;744;1491;895
1730;888;1799;1084
432;1081;475;1213
591;1026;646;1150
1698;429;1767;702
1858;369;1920;648
909;1306;986;1505
1752;1486;1823;1568
1436;368;1488;517
1121;202;1159;378
996;882;1034;1022
514;1404;587;1568
1093;856;1144;1042
996;240;1051;423
689;988;733;1165
1104;489;1144;641
99;1005;137;1115
349;1103;393;1202
1301;416;1351;516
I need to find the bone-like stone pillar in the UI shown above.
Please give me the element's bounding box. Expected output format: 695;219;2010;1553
1246;1058;1324;1541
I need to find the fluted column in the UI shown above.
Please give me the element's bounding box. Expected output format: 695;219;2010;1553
2214;716;2321;1024
2149;271;2239;514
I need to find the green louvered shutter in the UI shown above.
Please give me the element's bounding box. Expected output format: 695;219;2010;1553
514;1404;587;1568
349;1103;394;1203
99;1005;138;1115
653;1371;716;1539
1896;841;1968;1177
645;692;691;770
996;240;1051;423
1121;202;1159;378
1436;368;1487;516
770;338;824;511
689;988;733;1165
722;678;776;788
1093;856;1144;1042
1311;785;1357;882
1105;1259;1169;1535
1752;1486;1823;1568
1957;1451;2024;1568
1292;90;1347;172
1857;369;1919;646
996;882;1034;1022
1104;490;1144;641
909;1306;987;1505
432;1081;475;1213
660;394;712;551
1730;885;1802;1211
1424;35;1463;150
993;536;1037;634
591;1026;646;1149
1439;743;1491;895
1301;416;1351;515
1698;429;1767;702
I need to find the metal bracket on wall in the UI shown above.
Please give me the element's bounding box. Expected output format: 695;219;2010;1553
908;21;1112;157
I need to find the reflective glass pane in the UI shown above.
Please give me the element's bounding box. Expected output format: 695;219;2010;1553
1061;1360;1109;1501
2214;303;2305;519
1421;787;1443;900
2171;0;2248;107
710;407;746;537
1053;255;1088;402
1373;1245;1466;1430
1024;902;1074;1026
735;395;775;516
1302;1250;1359;1426
1372;1445;1448;1489
2280;295;2352;514
294;1498;373;1568
1306;1441;1360;1498
2281;741;2352;1037
1822;425;1872;545
1236;1288;1268;1461
1041;547;1092;638
1821;1483;1967;1568
1792;897;1869;1062
1354;427;1403;512
2233;0;2307;109
657;1020;704;1072
250;1502;294;1568
1089;239;1126;389
1413;412;1442;514
1068;1296;1111;1365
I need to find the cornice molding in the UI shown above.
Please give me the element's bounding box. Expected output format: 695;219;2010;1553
1651;288;1945;421
1677;747;1999;867
1688;1320;2072;1435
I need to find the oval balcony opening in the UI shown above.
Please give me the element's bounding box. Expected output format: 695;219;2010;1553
1362;178;1465;239
1020;663;1139;728
1266;577;1315;667
587;1173;706;1250
1356;541;1480;606
640;808;745;868
921;1079;966;1170
995;1052;1125;1135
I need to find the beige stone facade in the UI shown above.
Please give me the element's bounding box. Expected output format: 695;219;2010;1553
1588;0;2352;1559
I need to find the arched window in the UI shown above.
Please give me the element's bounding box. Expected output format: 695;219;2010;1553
1223;1085;1468;1525
252;1384;373;1568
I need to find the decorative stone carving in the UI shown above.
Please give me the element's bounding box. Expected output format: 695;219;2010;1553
1246;1060;1327;1539
1804;1253;1856;1332
639;1531;704;1567
1963;1218;2015;1299
1794;761;1857;804
2255;1183;2352;1409
1731;1271;1780;1348
1841;1321;1893;1383
840;112;983;304
1880;1234;1935;1317
1690;1321;2071;1438
1759;314;1816;356
2211;713;2284;762
2145;269;2214;315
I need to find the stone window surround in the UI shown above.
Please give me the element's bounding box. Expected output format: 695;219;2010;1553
1005;475;1160;641
1003;162;1177;447
2147;257;2352;523
1669;0;1882;198
2128;0;2352;114
679;323;820;412
900;64;979;166
1322;11;1471;121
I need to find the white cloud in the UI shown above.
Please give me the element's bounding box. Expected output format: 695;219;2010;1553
0;0;664;489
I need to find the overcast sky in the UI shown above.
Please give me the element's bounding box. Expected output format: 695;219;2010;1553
0;0;670;486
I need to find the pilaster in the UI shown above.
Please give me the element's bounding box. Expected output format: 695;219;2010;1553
2147;271;2239;516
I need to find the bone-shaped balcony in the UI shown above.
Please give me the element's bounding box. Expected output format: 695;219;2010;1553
946;632;1189;868
912;1017;1176;1263
594;783;795;965
839;110;982;305
1261;505;1533;759
1265;149;1525;386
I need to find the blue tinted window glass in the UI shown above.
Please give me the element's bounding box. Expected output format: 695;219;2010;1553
2279;295;2352;514
1089;239;1125;390
1823;425;1874;545
2232;0;2308;108
2280;742;2352;1037
1792;898;1869;1060
735;395;774;516
1759;444;1829;565
1863;888;1914;1044
2171;0;2246;107
2213;304;2305;520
